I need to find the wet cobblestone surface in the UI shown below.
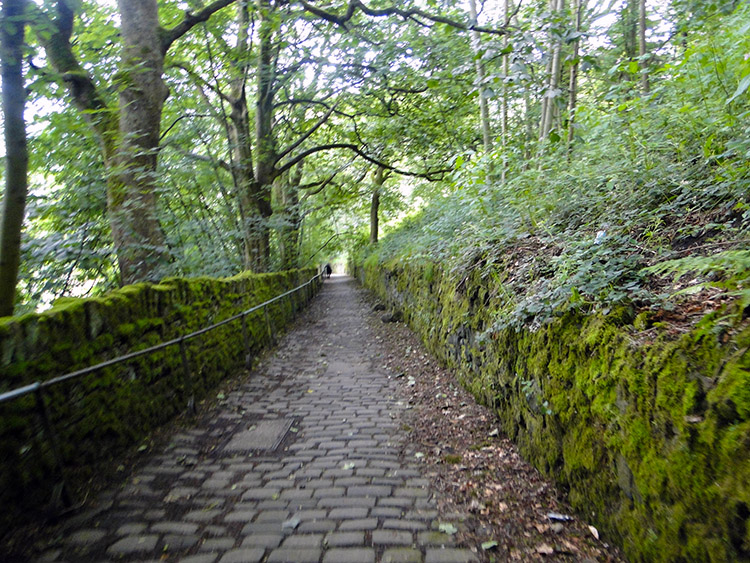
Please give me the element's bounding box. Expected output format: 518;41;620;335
33;277;477;562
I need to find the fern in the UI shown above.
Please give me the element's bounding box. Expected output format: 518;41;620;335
643;250;750;281
643;250;750;308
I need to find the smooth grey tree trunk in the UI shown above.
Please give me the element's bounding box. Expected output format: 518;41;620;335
112;0;171;283
567;0;581;154
540;0;564;141
0;0;28;316
639;0;649;93
501;0;511;184
468;0;492;153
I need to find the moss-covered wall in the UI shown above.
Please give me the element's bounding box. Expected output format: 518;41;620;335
0;268;320;535
360;258;750;562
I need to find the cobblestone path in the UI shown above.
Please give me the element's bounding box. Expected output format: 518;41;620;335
35;276;477;563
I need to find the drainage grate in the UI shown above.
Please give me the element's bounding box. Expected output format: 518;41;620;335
223;418;295;452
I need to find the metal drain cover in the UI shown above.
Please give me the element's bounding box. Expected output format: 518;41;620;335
224;419;294;451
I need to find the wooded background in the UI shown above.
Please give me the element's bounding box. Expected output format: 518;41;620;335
1;0;748;324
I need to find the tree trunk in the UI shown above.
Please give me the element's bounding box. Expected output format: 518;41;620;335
468;0;492;153
567;0;581;154
501;0;511;184
623;0;638;60
523;90;533;162
111;0;171;284
370;166;386;244
0;0;28;316
227;0;256;269
278;164;303;270
540;0;564;142
639;0;649;93
246;0;277;272
36;0;233;285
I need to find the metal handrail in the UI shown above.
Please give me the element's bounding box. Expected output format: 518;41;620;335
0;271;322;514
0;272;322;403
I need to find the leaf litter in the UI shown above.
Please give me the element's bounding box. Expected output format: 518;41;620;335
369;296;625;562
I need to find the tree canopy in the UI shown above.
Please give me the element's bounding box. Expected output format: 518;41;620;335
0;0;748;317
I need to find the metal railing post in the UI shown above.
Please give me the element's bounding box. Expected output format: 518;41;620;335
241;313;251;368
179;337;195;413
264;303;275;345
33;385;74;510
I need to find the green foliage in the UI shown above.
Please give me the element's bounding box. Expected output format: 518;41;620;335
363;255;750;563
362;2;750;331
18;108;117;313
644;250;750;282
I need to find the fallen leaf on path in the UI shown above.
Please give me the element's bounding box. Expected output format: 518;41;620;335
537;543;555;555
439;523;458;535
282;516;300;530
547;512;573;522
481;540;499;550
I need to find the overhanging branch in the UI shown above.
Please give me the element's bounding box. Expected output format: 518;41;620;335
297;0;507;35
31;2;115;151
275;103;338;162
276;143;449;180
161;0;237;53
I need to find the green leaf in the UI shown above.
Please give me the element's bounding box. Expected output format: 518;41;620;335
482;541;499;550
628;61;639;74
727;74;750;104
426;79;440;89
438;523;458;535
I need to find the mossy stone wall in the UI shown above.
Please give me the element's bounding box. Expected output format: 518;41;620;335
360;258;750;562
0;268;320;535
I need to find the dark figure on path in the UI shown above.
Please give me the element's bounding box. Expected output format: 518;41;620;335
324;264;332;278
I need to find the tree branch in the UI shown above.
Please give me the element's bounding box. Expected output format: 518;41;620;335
298;172;339;195
161;0;237;53
160;113;215;140
30;2;116;153
275;103;337;162
164;142;233;172
276;142;449;180
297;0;507;35
170;62;234;104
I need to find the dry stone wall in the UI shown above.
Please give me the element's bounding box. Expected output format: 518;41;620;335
0;268;320;535
359;258;750;562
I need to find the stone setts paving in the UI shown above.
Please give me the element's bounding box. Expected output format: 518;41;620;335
35;277;478;563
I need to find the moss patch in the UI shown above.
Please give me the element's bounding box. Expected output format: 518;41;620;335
0;268;320;536
360;257;750;562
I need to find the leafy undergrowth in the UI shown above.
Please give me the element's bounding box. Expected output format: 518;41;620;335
369;157;749;333
360;3;750;335
368;301;625;562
